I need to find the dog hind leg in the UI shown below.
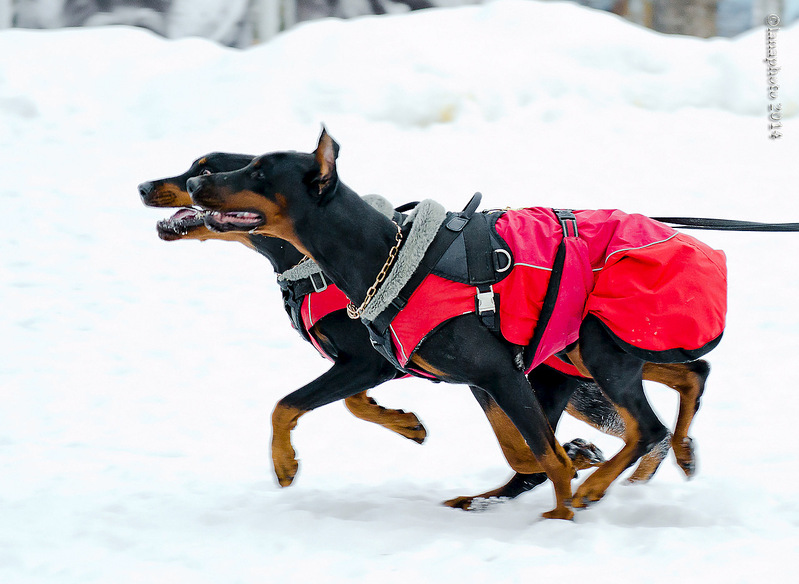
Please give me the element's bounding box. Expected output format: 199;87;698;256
569;315;669;507
642;360;709;478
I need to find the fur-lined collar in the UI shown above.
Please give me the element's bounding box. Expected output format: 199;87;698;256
361;199;447;321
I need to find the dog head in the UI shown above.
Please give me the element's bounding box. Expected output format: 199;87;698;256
187;129;341;256
138;152;254;241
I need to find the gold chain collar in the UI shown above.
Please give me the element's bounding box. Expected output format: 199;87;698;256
346;221;403;320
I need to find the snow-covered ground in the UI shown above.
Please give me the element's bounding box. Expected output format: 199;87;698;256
1;1;797;582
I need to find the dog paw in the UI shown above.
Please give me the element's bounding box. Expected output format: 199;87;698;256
273;453;299;487
571;483;606;508
542;506;574;521
442;496;505;512
378;410;428;444
397;418;428;444
442;495;477;510
563;438;605;470
672;436;697;478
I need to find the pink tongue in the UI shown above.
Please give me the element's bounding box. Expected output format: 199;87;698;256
171;208;200;221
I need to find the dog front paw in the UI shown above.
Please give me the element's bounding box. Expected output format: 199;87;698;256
274;456;299;487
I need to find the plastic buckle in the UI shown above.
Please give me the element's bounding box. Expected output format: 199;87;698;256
476;286;495;314
310;271;328;293
554;209;579;238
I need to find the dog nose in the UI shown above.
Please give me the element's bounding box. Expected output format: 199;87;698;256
138;181;154;200
186;176;202;196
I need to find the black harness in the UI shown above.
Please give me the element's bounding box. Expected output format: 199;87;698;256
362;193;517;372
277;270;330;346
276;207;415;357
362;196;580;375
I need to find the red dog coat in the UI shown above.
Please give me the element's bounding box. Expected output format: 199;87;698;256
387;208;727;371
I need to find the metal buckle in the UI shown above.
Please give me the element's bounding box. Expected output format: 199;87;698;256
476;286;495;314
309;271;328;293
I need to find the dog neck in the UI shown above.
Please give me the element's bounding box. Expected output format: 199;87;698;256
298;184;401;306
247;234;306;274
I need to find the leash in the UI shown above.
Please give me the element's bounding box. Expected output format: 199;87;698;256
651;217;799;232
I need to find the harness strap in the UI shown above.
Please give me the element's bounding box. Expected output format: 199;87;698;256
278;278;314;344
364;193;484;372
278;203;418;353
464;212;501;331
522;209;578;371
365;193;484;336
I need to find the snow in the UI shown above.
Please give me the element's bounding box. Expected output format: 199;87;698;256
1;1;798;581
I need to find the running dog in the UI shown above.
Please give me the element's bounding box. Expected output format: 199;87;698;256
140;155;614;506
185;132;724;519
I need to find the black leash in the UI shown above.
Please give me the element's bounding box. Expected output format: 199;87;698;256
651;217;799;232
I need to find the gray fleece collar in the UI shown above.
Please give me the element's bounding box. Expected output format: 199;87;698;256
361;199;447;321
277;194;397;283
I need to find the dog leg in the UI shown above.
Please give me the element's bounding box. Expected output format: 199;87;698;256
444;375;603;511
642;361;709;478
413;316;575;520
271;403;306;487
344;391;427;444
271;354;400;487
569;316;669;508
480;373;575;519
564;379;669;483
443;473;547;510
467;368;602;475
443;438;604;510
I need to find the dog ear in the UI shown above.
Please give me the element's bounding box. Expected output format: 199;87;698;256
307;127;340;202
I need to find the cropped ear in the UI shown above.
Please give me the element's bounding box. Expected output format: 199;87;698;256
307;127;340;202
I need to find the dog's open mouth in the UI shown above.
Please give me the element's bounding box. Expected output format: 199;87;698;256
156;207;208;240
204;210;265;232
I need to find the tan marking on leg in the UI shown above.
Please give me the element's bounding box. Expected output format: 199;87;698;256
538;443;575;520
271;403;307;487
627;433;670;483
564;349;702;480
480;395;575;518
443;480;526;510
564;344;593;378
481;401;544;474
643;362;703;477
572;406;642;507
408;353;452;381
344;392;427;443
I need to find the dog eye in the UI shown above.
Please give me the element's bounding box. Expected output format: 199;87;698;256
200;168;212;176
251;170;265;181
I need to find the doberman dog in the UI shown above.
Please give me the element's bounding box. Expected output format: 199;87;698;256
184;133;719;519
139;154;626;507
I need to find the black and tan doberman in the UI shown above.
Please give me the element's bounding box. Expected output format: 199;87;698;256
184;133;720;519
139;155;611;503
140;155;625;500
